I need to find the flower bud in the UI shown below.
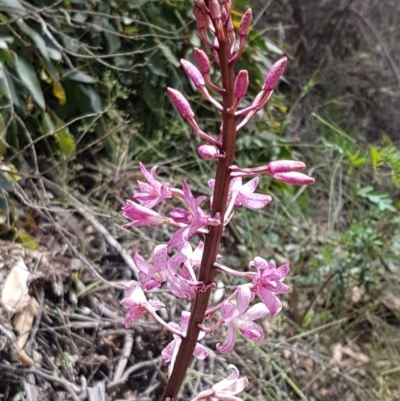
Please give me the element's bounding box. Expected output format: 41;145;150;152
209;0;221;20
198;144;219;160
181;59;205;88
273;172;315;185
193;4;208;29
238;9;252;38
267;160;306;174
194;48;211;75
262;57;287;91
167;88;194;119
234;70;249;99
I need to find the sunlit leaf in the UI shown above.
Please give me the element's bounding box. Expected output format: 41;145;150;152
17;231;39;249
52;114;76;157
41;112;55;136
52;80;66;105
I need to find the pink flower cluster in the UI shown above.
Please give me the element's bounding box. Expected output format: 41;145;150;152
120;0;315;399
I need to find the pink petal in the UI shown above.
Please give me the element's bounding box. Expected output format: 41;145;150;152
168;253;186;273
148;299;165;310
236;192;272;209
193;343;209;360
168;227;189;250
213;365;248;396
242;303;269;321
139;162;158;189
162;339;176;363
216;325;236;354
256;288;282;317
139;272;161;290
133;252;156;275
236;285;252;314
152;244;168;267
274;281;291;294
221;301;239;323
180;311;191;333
271;262;290;280
239;176;259;193
239;321;264;342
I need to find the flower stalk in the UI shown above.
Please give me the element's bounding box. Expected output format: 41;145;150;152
119;0;315;400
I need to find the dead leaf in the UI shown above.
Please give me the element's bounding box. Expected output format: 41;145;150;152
16;348;35;367
380;292;400;311
331;343;343;364
1;258;31;313
13;298;39;350
341;346;370;364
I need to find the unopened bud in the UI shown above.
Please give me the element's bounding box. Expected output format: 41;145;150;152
194;48;211;75
193;4;208;29
181;59;205;88
267;160;306;174
262;57;287;91
198;144;220;160
239;9;252;37
226;16;234;33
221;7;227;23
234;70;249;99
167;88;194;119
209;0;221;20
273;172;315;185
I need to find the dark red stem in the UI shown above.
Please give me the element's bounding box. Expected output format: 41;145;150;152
160;13;236;401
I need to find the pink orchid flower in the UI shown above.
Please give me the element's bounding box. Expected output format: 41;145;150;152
166;252;198;299
120;281;165;328
134;245;169;291
217;285;269;354
180;241;204;270
169;181;220;249
249;257;291;317
122;200;165;227
162;311;209;378
192;365;248;401
133;162;173;209
134;245;199;299
209;176;272;211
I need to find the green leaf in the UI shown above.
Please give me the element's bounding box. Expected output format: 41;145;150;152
79;85;102;113
370;146;380;172
14;55;45;109
102;20;121;54
41;112;55;136
52;80;66;105
64;70;96;84
159;44;180;68
53;114;76;158
265;41;284;55
14;19;59;78
17;231;39;250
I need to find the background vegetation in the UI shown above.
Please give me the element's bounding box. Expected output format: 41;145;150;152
0;0;399;400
